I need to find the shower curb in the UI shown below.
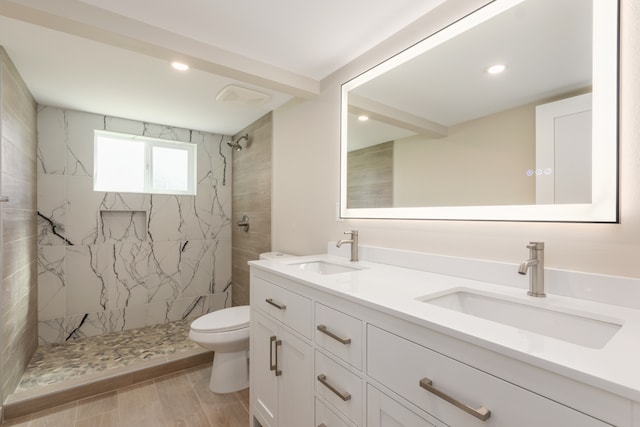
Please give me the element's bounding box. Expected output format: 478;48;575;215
3;347;213;421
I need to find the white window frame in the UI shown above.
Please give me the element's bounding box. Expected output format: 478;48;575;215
94;130;197;196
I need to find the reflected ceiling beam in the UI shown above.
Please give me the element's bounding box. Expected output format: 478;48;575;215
348;94;448;138
0;0;319;99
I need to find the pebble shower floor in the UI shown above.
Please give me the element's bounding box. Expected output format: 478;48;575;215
16;319;199;392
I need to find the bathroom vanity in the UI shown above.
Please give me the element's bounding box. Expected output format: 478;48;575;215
249;246;640;427
248;0;627;424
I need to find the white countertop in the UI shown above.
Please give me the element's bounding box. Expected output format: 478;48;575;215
249;253;640;402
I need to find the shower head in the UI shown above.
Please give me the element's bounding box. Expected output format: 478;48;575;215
227;134;249;151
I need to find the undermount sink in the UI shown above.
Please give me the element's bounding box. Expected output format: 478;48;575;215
291;260;362;275
420;290;622;349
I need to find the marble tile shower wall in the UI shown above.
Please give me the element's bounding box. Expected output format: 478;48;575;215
35;106;232;344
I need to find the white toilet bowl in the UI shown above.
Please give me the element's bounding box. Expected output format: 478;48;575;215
189;305;250;394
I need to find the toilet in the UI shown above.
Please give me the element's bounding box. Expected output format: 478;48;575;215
189;305;250;394
189;253;294;393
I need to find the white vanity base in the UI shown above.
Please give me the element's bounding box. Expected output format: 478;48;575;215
249;244;640;427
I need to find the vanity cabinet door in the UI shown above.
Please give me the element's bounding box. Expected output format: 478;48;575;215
251;308;314;427
278;326;314;427
367;325;610;427
367;385;447;427
251;309;279;427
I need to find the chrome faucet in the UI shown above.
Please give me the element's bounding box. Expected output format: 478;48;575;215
518;242;545;297
336;230;359;262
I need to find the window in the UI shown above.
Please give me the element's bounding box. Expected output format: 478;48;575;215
94;131;196;195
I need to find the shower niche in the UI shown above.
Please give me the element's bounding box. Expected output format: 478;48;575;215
100;210;147;242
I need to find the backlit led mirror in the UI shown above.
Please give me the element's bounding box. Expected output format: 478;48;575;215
340;0;618;222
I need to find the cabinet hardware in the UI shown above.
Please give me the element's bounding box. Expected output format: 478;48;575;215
269;336;277;372
419;377;491;421
265;298;286;310
318;424;327;427
317;374;351;401
274;338;282;376
269;335;283;376
317;324;351;344
0;196;8;202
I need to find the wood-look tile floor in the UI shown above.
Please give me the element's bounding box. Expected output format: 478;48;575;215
2;363;250;427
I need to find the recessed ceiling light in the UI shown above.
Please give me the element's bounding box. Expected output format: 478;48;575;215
171;61;189;71
358;115;369;122
486;64;506;75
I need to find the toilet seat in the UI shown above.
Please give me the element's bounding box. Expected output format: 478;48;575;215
190;305;250;333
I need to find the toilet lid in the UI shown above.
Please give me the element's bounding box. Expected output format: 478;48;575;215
190;305;250;333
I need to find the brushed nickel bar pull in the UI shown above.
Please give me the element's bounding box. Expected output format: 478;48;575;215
317;374;351;401
318;424;327;427
274;338;282;376
269;336;277;372
317;324;351;344
0;196;8;202
265;298;286;310
419;377;491;421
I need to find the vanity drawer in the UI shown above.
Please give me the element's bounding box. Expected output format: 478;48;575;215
315;303;363;370
367;385;447;427
316;398;354;427
251;276;312;338
367;325;609;427
315;351;363;426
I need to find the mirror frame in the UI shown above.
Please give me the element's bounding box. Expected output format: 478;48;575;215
340;0;619;222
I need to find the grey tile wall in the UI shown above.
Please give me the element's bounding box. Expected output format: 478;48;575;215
0;46;38;401
231;112;272;306
347;141;393;208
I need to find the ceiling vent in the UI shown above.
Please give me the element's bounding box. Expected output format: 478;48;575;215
216;85;271;107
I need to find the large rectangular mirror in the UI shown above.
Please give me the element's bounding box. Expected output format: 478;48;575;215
340;0;618;222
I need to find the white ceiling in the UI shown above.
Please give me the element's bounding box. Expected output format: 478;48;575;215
0;0;444;135
347;0;593;150
354;0;591;127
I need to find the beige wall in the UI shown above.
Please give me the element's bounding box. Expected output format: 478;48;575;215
394;103;535;207
0;47;38;402
273;0;640;278
232;113;272;305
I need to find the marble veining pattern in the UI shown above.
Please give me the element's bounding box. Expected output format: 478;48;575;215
36;106;232;344
16;319;200;392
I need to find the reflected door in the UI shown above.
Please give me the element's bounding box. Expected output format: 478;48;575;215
535;93;592;204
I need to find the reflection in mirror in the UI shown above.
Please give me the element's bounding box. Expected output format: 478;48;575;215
340;0;618;222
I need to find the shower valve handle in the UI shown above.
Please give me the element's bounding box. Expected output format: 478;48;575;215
237;215;250;232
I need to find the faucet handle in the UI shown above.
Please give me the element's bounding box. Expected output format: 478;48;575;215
527;241;544;250
344;230;358;237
